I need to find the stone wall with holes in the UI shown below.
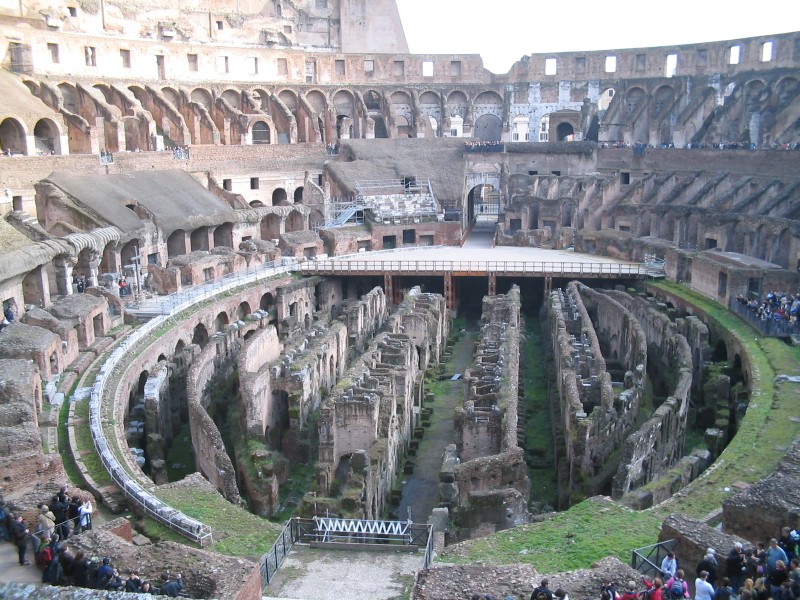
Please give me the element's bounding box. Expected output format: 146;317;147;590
548;281;646;507
446;286;530;536
585;289;693;501
312;290;447;519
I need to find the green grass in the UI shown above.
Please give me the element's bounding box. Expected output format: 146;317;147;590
522;316;557;508
72;399;113;487
157;485;284;557
441;498;663;571
645;281;800;519
58;395;83;485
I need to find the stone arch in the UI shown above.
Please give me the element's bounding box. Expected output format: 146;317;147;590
167;229;187;258
131;370;148;413
190;227;209;251
625;87;646;117
58;83;82;114
305;90;327;113
192;323;209;349
214;311;229;332
92;83;116;105
120;240;139;269
776;76;798;109
653;85;675;114
261;214;281;240
285;209;304;232
278;89;297;111
174;339;185;356
394;115;411;138
744;79;769;113
221;89;241;110
213;222;234;248
123;117;146;153
389;90;412;128
474;114;502;141
237;301;251;320
250;200;265;208
332;90;355;118
272;188;289;206
293;187;304;204
33;118;63;155
419;91;440;105
252;120;271;144
190;88;213;111
161;86;181;107
0;116;27;155
259;292;275;311
556;122;575;141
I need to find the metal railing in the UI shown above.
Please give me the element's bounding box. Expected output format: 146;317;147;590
259;517;433;591
728;299;800;338
632;539;678;577
297;259;650;277
90;259;301;545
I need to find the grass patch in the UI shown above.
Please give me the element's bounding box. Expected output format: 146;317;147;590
157;485;284;558
73;399;113;487
522;316;557;508
441;498;662;571
58;396;84;485
645;281;800;519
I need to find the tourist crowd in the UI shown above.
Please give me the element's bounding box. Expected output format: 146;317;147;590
600;141;800;150
735;291;800;323
0;485;186;596
462;528;799;600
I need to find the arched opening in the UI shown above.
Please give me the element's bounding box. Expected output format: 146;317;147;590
309;209;324;230
190;227;209;252
190;88;213;111
260;292;275;312
285;210;304;232
250;200;265;208
474;114;502;141
213;223;234;249
293;187;304;204
214;311;229;333
467;184;499;223
0;117;27;155
268;390;290;450
394;115;411;138
174;339;185;356
192;323;209;349
272;188;289;206
167;230;186;258
120;240;139;273
237;301;251;320
261;214;281;240
556;122;575;141
221;89;241;111
33;119;61;155
252;121;271;144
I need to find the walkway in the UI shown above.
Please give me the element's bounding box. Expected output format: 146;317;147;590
398;328;476;523
265;545;421;600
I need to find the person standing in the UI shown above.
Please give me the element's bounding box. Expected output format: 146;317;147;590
696;552;718;586
727;542;746;592
766;539;789;577
694;571;715;600
11;514;30;565
531;578;555;600
661;551;678;580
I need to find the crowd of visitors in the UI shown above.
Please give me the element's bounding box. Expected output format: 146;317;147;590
171;145;190;160
465;140;504;152
599;141;800;150
0;485;186;596
465;528;799;600
735;291;800;324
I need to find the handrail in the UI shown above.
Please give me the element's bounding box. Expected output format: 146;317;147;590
90;258;299;545
297;259;649;276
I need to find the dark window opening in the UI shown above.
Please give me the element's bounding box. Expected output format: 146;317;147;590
223;179;232;191
528;170;538;176
621;172;630;185
705;238;718;249
402;229;416;244
718;272;728;297
68;6;77;16
250;177;259;190
383;235;396;250
12;196;23;211
551;170;561;176
216;20;223;30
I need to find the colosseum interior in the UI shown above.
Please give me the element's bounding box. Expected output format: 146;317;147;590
0;1;798;599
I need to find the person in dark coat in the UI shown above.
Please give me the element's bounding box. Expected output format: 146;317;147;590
71;551;89;587
697;552;718;586
11;514;30;565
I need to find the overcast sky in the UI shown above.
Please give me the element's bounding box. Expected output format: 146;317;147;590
395;0;800;74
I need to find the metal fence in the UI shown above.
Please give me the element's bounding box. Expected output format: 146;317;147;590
298;259;651;277
260;517;433;591
631;539;678;577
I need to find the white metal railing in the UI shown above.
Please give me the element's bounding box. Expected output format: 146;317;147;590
89;258;299;544
297;259;649;276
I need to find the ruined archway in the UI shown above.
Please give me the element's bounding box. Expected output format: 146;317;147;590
294;187;304;204
252;121;271;144
190;227;209;252
556;122;575;141
213;223;234;249
285;210;304;232
167;229;187;258
33;118;62;155
237;301;251;320
214;311;229;332
261;214;281;240
0;117;27;155
474;114;502;141
272;188;289;206
192;323;209;349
